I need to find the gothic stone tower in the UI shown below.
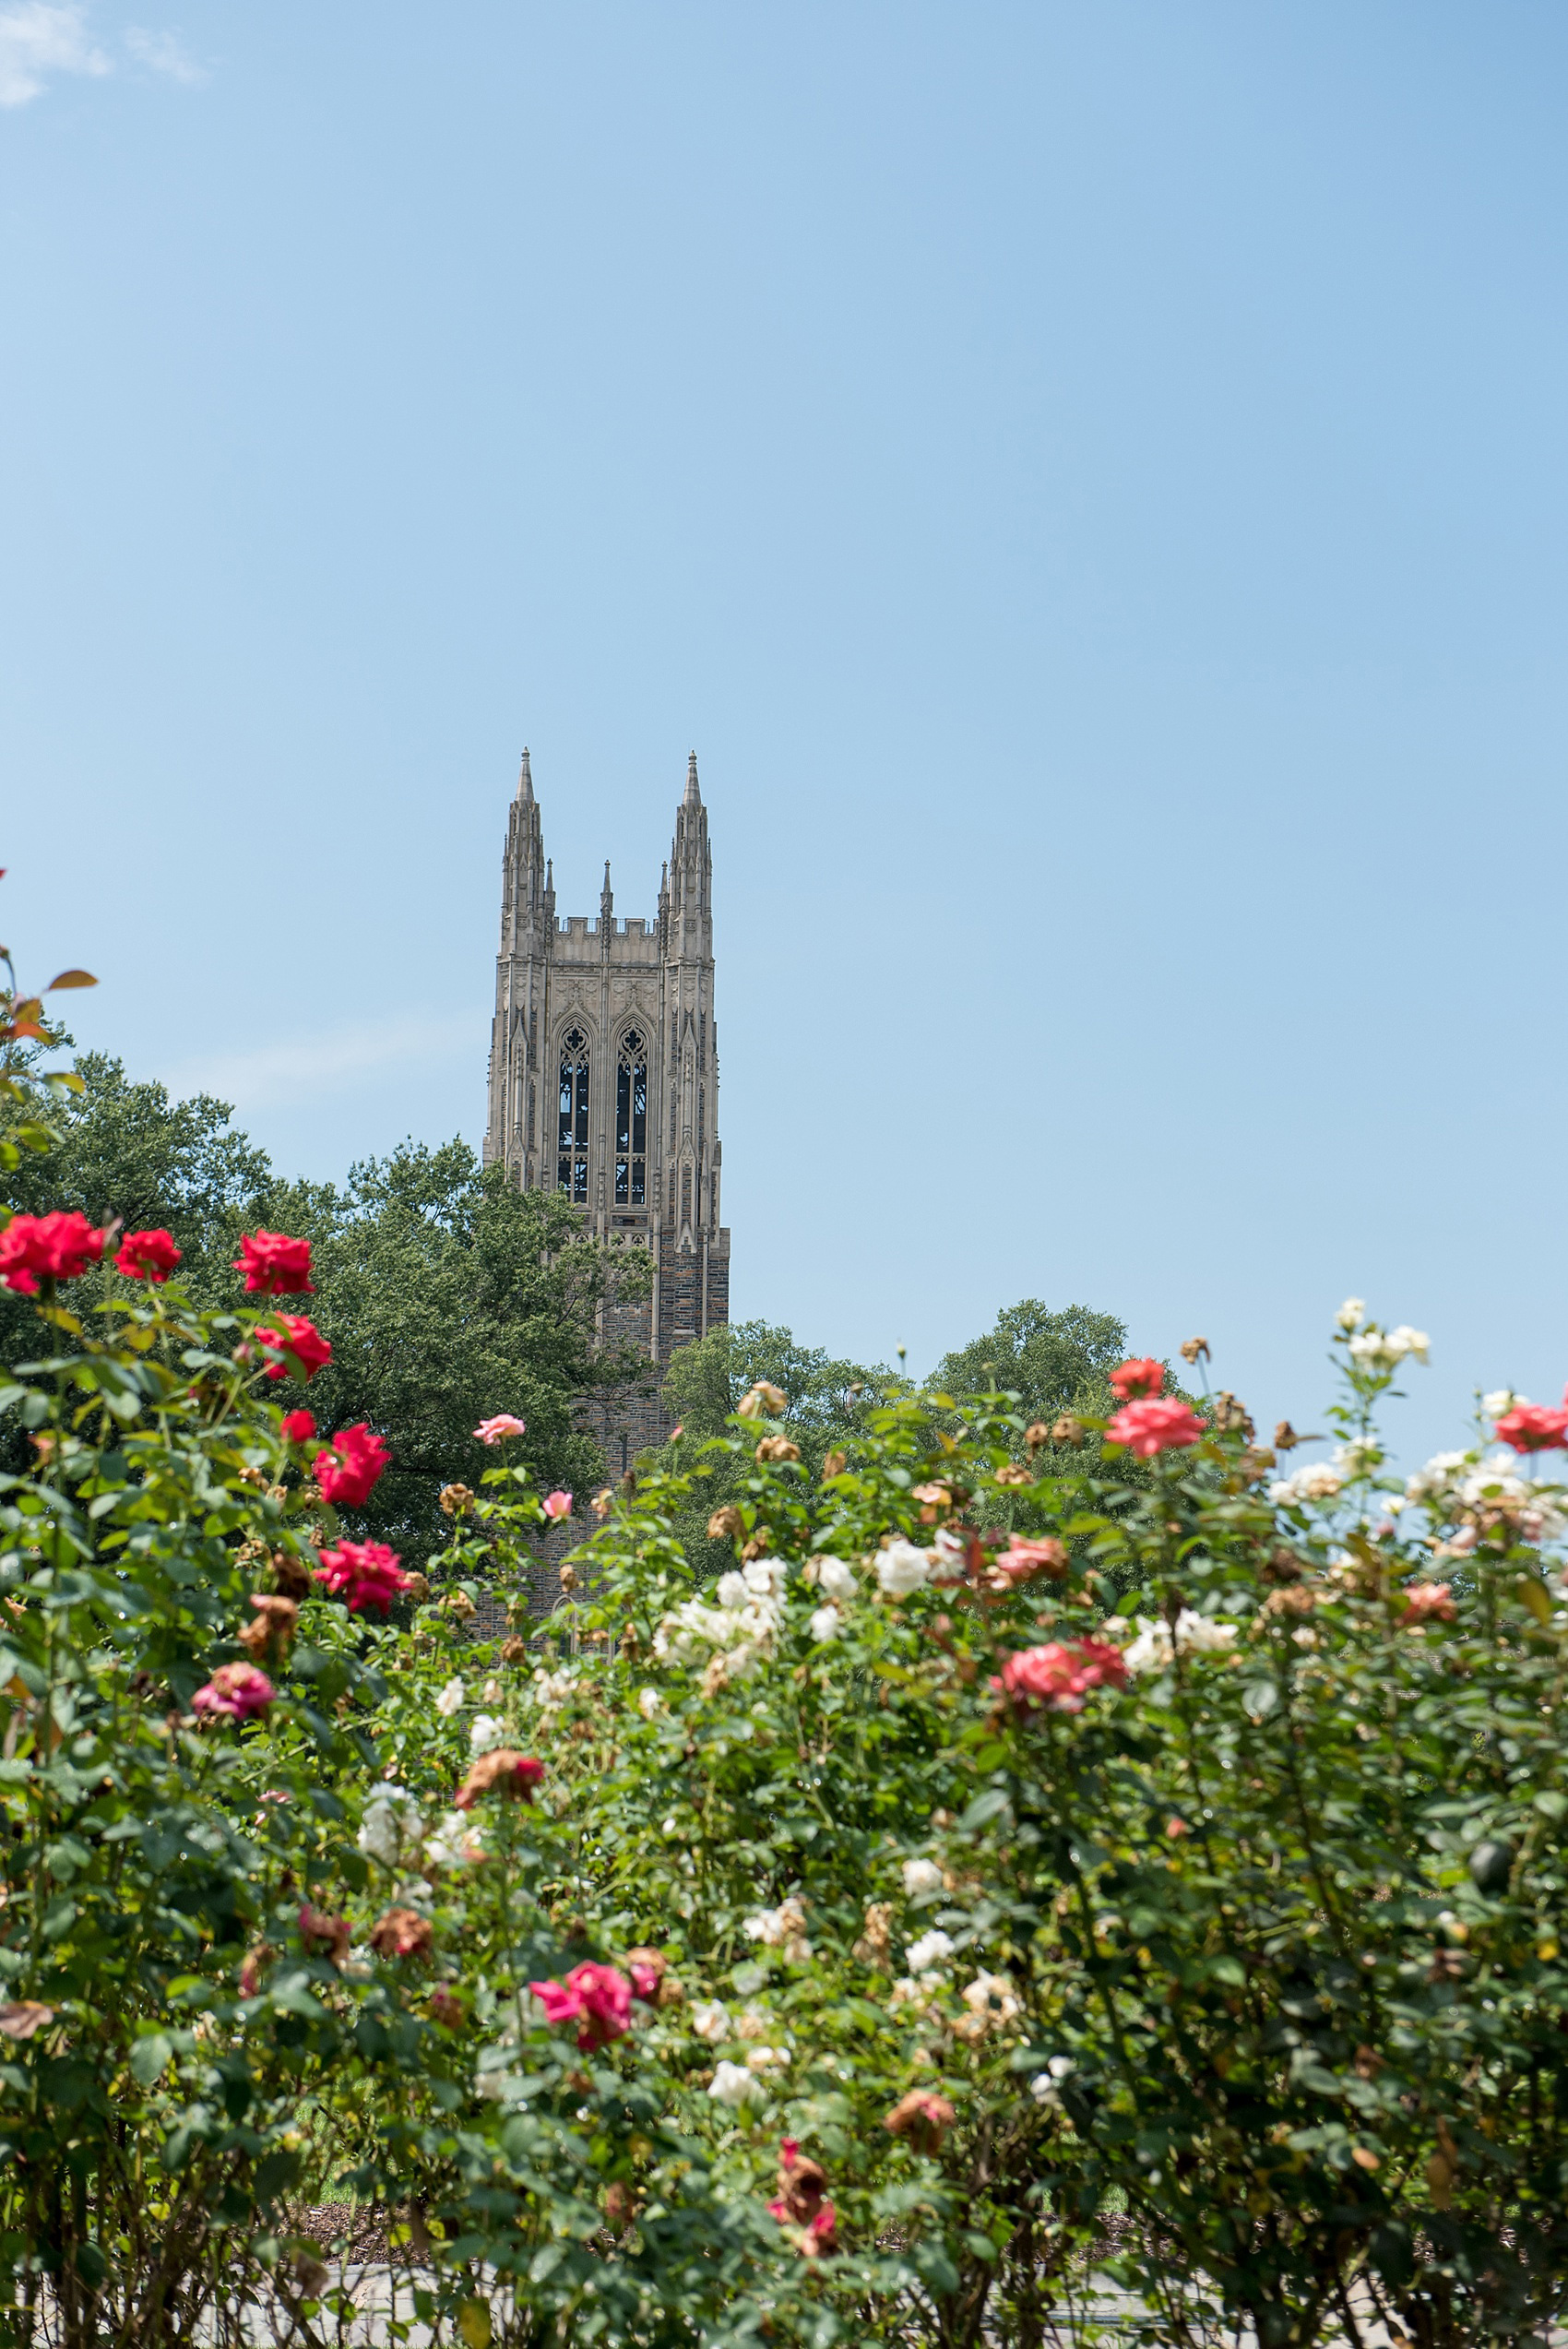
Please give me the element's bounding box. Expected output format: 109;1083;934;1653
482;750;731;1470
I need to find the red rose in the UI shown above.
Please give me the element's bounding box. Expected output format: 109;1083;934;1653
254;1313;332;1383
279;1409;316;1444
233;1229;315;1296
1109;1357;1164;1401
1494;1403;1568;1454
314;1538;410;1615
529;1961;632;2050
992;1639;1128;1715
315;1423;390;1507
1400;1581;1457;1625
1107;1397;1206;1458
115;1227;182;1282
0;1210;107;1294
191;1662;275;1722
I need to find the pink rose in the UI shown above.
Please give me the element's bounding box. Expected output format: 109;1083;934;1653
192;1662;275;1723
474;1413;527;1444
1107;1398;1206;1458
1494;1403;1568;1454
542;1489;572;1520
529;1961;633;2050
1109;1357;1164;1401
992;1639;1127;1715
1400;1581;1457;1625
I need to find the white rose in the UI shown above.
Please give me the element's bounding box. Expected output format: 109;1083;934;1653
1387;1325;1430;1364
435;1677;465;1718
708;2059;765;2107
716;1571;748;1612
1336;1297;1366;1331
357;1794;424;1869
742;1557;788;1601
961;1972;1021;2028
876;1539;931;1598
691;2000;731;2044
745;2045;786;2073
906;1929;954;1973
1483;1389;1521;1421
469;1713;505;1755
901;1858;944;1901
637;1686;661;1719
424;1808;483;1870
817;1556;858;1602
809;1605;839;1643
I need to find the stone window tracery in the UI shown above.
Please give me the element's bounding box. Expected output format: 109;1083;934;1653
615;1030;647;1206
557;1028;589;1201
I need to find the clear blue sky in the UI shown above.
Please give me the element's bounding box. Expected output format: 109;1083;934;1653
4;0;1566;1461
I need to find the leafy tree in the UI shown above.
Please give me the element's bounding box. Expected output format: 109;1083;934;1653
255;1143;651;1561
654;1318;900;1577
0;1056;650;1559
934;1297;1128;1425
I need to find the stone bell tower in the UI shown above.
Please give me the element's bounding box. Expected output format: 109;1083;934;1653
483;749;731;1465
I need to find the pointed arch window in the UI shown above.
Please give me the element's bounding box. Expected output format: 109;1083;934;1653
616;1030;647;1205
557;1028;589;1201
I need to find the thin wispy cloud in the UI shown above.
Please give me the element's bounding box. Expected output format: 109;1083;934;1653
0;4;207;105
0;3;109;107
124;22;204;85
159;1012;488;1115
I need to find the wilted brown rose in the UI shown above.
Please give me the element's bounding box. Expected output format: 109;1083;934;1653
1179;1336;1210;1365
298;1904;351;1966
500;1635;529;1663
994;1463;1031;1488
884;2088;956;2154
270;1552;315;1601
1051;1415;1085;1448
438;1483;476;1517
430;1983;465;2028
699;1651;730;1699
1209;1391;1254;1437
1023;1422;1051;1453
737;1380;787;1420
822;1449;848;1481
852;1902;893;1967
591;1488;615;1518
603;2182;637;2230
707;1505;744;1542
558;1563;578;1592
370;1906;434;1961
756;1436;802;1464
237;1593;299;1666
0;2001;54;2041
455;1748;543;1809
443;1589;476;1620
1274;1420;1301;1452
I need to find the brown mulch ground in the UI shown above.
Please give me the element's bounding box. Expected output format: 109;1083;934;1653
288;2204;391;2264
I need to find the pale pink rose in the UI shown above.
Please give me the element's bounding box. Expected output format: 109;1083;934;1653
542;1489;572;1520
474;1413;527;1444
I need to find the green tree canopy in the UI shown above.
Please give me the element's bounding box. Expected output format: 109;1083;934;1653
0;1056;649;1558
934;1297;1129;1425
655;1318;900;1578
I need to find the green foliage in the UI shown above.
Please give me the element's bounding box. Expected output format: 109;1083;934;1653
935;1296;1128;1429
0;1053;651;1554
254;1142;652;1561
654;1319;899;1577
5;1229;1568;2342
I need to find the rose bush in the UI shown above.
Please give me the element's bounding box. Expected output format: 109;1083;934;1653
6;934;1568;2343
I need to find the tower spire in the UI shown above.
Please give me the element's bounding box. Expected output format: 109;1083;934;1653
517;746;533;801
684;750;701;807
